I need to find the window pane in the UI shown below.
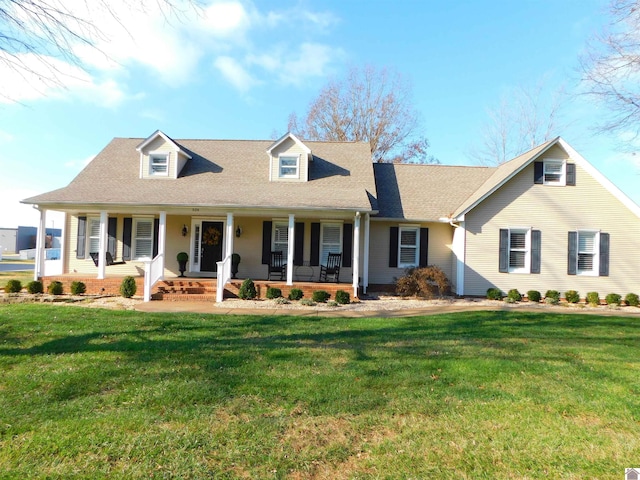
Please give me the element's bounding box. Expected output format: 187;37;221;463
509;251;525;268
135;239;152;258
578;253;594;271
134;220;153;258
279;157;298;177
510;232;526;249
151;155;168;174
321;224;341;264
400;229;417;246
400;246;417;264
136;221;152;238
88;219;100;253
193;225;200;265
578;233;595;252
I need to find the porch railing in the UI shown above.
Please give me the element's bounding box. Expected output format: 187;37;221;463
143;254;164;302
216;254;232;303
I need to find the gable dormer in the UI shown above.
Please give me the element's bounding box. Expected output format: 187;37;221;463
136;130;192;179
266;132;312;182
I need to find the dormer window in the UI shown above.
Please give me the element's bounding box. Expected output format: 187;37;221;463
279;155;299;179
150;153;169;176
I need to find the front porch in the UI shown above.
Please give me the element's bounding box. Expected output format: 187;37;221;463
43;275;352;302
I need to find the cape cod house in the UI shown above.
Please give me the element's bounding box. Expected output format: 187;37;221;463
22;131;640;302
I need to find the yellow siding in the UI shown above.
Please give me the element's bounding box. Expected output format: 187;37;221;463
368;221;454;285
464;160;640;297
270;137;309;182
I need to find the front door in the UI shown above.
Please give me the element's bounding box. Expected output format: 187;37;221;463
200;221;224;273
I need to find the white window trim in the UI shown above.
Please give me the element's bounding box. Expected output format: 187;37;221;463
149;151;169;177
508;227;531;274
86;216;100;258
132;217;154;260
278;155;300;179
272;220;289;262
543;159;566;186
398;225;420;268
320;222;343;264
576;230;600;276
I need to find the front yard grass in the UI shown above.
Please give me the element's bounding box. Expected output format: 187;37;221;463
0;304;638;478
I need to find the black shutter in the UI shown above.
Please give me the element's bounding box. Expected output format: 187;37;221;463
419;228;429;267
122;218;132;260
107;217;117;257
534;161;544;184
389;227;399;268
568;231;577;275
152;218;159;258
599;232;610;276
76;216;87;259
566;163;576;186
342;223;353;267
531;229;541;274
310;223;321;266
293;222;304;266
261;221;272;264
499;228;509;273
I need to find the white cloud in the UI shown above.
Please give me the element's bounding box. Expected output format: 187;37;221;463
200;1;251;37
214;56;260;92
279;43;344;86
0;185;63;229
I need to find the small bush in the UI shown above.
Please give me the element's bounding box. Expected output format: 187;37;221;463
274;297;290;305
327;301;339;307
586;291;600;306
288;288;304;301
526;290;541;303
48;281;63;295
300;298;315;306
70;281;86;295
238;279;257;300
266;287;282;299
605;293;621;306
625;293;639;307
120;276;137;298
565;290;580;304
312;290;330;303
507;289;522;302
26;280;44;294
4;279;22;293
545;290;560;305
335;290;350;304
487;288;502;300
396;266;450;299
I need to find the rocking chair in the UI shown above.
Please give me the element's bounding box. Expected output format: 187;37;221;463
268;251;286;281
319;252;341;283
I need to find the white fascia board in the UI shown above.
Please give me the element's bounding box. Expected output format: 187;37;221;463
136;130;192;159
266;132;312;155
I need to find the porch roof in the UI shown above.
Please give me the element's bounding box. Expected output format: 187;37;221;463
23;138;377;213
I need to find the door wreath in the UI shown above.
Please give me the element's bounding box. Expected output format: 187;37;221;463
203;226;221;246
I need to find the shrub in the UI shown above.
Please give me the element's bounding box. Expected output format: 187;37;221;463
507;289;522;302
176;251;188;262
565;290;580;304
274;297;290;305
625;293;639;307
312;290;330;303
266;287;282;299
586;291;600;306
120;276;137;298
487;288;502;300
300;298;315;306
238;279;257;300
288;288;304;301
605;293;621;306
335;290;350;305
4;279;22;293
396;266;450;299
327;301;339;307
526;290;541;303
70;281;86;295
48;281;64;295
545;290;560;305
26;280;44;294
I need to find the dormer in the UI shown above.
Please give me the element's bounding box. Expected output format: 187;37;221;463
267;132;312;182
136;130;192;179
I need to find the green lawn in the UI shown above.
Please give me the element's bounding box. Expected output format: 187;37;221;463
0;304;638;479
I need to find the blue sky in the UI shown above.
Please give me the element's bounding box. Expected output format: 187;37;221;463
1;0;637;229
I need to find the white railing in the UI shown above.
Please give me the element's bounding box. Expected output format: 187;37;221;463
216;254;232;303
19;248;60;260
143;254;164;302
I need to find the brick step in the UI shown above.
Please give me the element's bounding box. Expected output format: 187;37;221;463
158;293;218;302
157;287;216;294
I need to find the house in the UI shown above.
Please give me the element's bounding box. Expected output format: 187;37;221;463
22;131;640;301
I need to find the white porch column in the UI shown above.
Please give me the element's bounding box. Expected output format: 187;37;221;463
158;211;167;273
363;213;370;294
34;208;46;281
97;211;108;279
352;212;361;298
452;220;466;295
287;214;295;285
226;213;234;260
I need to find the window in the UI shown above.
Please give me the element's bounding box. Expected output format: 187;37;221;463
133;219;153;259
543;160;565;185
577;231;599;275
508;229;530;273
321;223;342;264
192;224;200;266
398;227;419;267
499;228;541;274
149;153;169;176
87;217;100;255
273;222;289;262
278;155;299;178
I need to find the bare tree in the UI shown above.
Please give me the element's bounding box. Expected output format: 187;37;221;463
0;0;196;96
288;65;436;163
469;82;565;166
580;0;640;137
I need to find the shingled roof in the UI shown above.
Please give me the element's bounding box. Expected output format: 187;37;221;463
24;138;377;213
